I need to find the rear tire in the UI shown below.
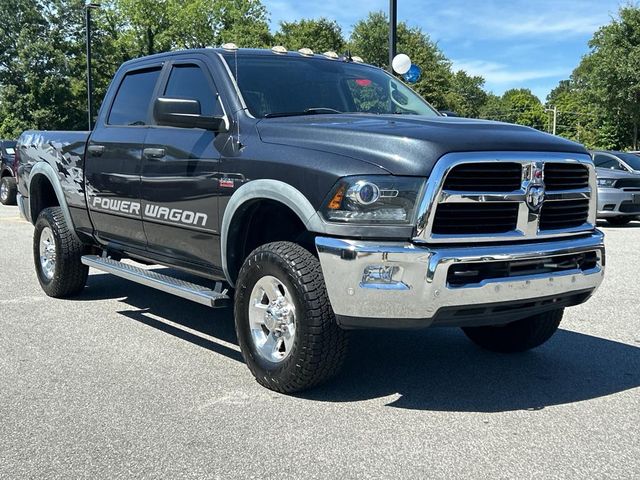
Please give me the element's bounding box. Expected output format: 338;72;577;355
0;176;17;205
234;241;348;393
462;309;563;353
606;216;632;226
33;207;88;298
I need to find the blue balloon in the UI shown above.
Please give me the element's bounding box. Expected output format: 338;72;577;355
403;64;421;83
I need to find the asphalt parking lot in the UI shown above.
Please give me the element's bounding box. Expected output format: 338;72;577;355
1;204;639;479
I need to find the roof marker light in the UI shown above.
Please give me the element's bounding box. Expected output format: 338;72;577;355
222;43;238;51
271;45;287;54
323;51;339;59
298;48;314;56
352;56;364;63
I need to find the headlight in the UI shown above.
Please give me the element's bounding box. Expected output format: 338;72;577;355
321;176;425;224
597;178;617;188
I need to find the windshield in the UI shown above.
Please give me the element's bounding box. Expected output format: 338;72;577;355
223;54;439;118
615;152;640;170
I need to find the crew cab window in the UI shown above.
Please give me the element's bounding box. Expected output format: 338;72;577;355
108;68;161;126
164;64;221;116
594;154;624;170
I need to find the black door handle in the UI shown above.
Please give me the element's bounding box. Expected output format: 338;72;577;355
87;145;105;157
143;148;166;159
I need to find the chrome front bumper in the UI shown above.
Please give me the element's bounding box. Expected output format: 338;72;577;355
597;188;640;217
316;231;605;329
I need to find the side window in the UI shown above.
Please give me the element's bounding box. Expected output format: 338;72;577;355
594;155;621;170
164;64;222;116
108;68;161;126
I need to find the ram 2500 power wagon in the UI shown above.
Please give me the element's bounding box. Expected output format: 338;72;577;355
16;48;605;393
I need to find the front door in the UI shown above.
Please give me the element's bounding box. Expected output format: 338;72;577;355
140;59;226;270
85;66;163;250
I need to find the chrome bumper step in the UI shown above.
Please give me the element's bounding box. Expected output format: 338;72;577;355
81;255;230;308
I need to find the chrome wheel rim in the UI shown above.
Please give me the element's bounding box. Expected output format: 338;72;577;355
248;275;297;363
39;227;56;281
0;181;7;202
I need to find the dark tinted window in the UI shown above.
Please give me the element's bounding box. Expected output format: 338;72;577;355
108;68;161;126
164;64;221;116
594;154;624;170
222;54;438;118
613;152;640;170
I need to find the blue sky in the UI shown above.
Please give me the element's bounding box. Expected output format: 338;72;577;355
263;0;624;101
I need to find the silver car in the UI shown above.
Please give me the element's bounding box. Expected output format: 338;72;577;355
591;150;640;225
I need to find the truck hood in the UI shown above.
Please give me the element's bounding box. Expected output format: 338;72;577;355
257;114;588;176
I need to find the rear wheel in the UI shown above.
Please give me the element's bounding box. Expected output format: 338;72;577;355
462;309;563;353
33;207;88;298
606;216;632;226
0;176;17;205
234;241;348;393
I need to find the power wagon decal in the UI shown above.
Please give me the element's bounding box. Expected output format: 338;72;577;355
91;196;208;227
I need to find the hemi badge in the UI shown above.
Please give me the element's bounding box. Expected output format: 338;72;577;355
219;178;234;188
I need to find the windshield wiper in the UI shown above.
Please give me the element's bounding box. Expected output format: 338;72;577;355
264;108;343;118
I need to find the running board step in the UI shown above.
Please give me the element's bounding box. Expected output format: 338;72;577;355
81;255;230;308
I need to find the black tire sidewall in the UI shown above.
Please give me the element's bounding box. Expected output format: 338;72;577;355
235;250;306;379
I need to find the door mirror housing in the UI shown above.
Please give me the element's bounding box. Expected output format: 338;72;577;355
154;97;228;131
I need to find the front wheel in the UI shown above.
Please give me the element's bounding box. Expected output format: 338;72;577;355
33;207;88;298
234;241;348;393
462;309;563;353
0;176;17;205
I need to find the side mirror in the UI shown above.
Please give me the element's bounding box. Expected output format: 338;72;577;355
439;110;459;117
154;97;227;131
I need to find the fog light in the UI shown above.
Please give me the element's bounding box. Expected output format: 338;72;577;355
360;265;408;290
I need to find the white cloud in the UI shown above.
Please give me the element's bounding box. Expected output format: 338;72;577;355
452;59;569;85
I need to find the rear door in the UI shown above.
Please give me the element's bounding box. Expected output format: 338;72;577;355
85;65;163;249
140;58;227;269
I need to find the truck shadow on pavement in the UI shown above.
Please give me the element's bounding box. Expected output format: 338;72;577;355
77;272;640;413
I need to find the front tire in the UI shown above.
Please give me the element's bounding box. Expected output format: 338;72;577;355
234;241;348;393
0;176;17;205
606;216;632;226
462;309;563;353
33;207;88;298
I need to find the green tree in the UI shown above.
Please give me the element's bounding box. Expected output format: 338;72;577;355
0;0;84;137
349;11;453;109
446;71;487;118
274;18;345;53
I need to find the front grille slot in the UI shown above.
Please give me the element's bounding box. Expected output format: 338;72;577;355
443;163;522;192
615;178;640;189
539;199;590;230
544;163;589;190
447;251;599;287
620;202;640;213
432;203;519;235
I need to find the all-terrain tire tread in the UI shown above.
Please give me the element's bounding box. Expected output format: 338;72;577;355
34;207;88;298
235;241;348;393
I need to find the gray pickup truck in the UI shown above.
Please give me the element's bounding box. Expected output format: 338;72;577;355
16;47;605;392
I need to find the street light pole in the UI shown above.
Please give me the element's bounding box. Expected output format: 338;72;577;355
85;3;100;130
545;106;558;135
389;0;397;72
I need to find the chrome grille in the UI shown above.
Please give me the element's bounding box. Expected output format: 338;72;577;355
540;199;590;230
544;163;589;190
414;152;597;244
433;203;519;234
443;163;522;192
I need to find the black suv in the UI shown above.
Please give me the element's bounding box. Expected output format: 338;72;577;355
1;140;17;205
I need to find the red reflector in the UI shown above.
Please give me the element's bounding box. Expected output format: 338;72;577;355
355;79;372;87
